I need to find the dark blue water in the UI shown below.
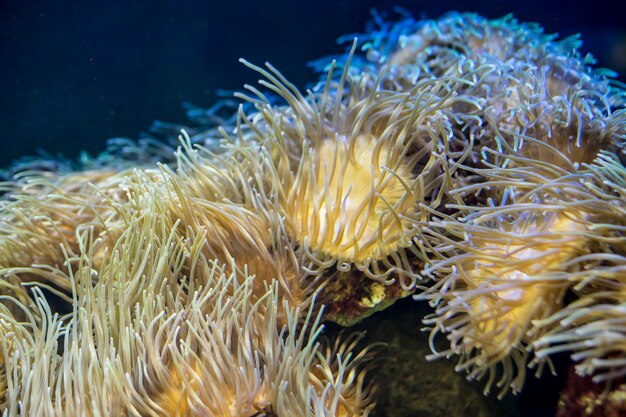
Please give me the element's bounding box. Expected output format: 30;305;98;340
0;0;624;168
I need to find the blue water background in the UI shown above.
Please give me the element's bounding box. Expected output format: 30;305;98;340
0;0;624;167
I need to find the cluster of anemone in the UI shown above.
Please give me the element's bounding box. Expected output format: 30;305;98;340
1;11;626;414
0;162;376;415
342;12;625;397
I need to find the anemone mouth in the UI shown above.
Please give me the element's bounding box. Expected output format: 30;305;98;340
287;133;418;264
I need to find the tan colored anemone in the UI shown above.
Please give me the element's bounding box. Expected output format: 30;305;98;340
0;131;317;322
227;57;457;290
150;287;377;417
420;208;589;397
419;150;626;396
153;139;320;319
531;152;626;383
385;13;613;99
480;70;621;174
0;196;377;416
0;168;129;290
373;13;625;180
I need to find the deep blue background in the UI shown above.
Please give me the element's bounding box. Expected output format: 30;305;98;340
1;0;624;167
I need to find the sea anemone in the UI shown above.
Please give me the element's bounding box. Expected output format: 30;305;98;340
317;12;626;177
416;146;626;396
158;139;320;321
331;11;626;396
0;131;322;323
531;152;626;383
419;209;589;396
1;10;625;414
0;180;377;416
224;53;460;292
0;168;128;288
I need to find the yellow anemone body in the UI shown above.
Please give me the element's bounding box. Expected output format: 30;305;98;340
468;214;588;354
290;134;417;263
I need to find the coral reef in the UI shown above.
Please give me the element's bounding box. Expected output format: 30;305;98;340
1;10;626;416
